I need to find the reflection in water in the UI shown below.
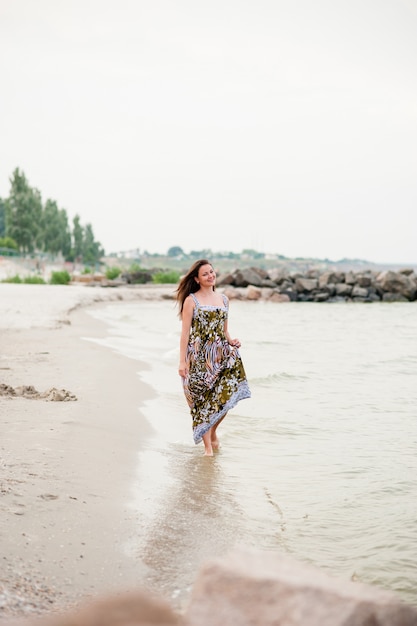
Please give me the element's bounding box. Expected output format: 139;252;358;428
135;442;252;610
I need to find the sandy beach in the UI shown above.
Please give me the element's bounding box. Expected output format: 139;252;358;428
0;283;175;621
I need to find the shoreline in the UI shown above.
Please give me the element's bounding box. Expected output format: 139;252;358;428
0;285;167;620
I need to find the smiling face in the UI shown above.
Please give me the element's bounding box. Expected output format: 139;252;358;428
196;263;216;288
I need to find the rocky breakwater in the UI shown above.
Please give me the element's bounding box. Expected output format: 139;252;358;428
216;267;417;303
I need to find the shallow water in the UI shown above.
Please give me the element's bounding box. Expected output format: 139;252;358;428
87;300;417;608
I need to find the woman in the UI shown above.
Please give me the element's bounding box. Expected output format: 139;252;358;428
176;259;251;456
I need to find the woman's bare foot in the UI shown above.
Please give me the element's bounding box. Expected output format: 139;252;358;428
211;437;220;451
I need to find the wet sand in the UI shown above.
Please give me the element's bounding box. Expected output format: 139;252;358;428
0;284;173;621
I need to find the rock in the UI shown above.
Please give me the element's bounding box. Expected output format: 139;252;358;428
253;266;269;279
294;277;317;292
233;268;266;288
345;271;356;284
333;271;346;283
221;286;243;300
245;285;262;300
318;272;339;289
260;278;279;288
355;273;373;287
279;279;295;291
122;270;154;284
367;292;381;302
289;271;304;281
269;292;291;303
314;291;331;302
216;272;236;286
335;283;353;297
280;289;298;301
267;268;289;284
328;295;350;303
260;287;274;300
376;271;415;297
184;548;417;626
325;282;336;296
351;286;368;298
376;270;417;300
382;292;409;302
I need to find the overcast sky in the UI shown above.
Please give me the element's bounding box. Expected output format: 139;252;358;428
1;0;416;264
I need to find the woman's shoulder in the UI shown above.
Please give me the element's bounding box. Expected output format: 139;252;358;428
185;293;197;306
220;292;229;306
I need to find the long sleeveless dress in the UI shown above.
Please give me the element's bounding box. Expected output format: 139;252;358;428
182;293;251;444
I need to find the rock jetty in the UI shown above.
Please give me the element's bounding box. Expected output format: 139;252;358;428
216;267;417;303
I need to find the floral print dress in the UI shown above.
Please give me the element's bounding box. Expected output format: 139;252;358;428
182;293;251;444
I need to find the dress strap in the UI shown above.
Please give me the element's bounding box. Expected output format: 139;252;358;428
190;293;199;306
221;293;228;309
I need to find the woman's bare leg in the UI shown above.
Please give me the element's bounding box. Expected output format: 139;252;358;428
202;430;213;456
211;413;227;450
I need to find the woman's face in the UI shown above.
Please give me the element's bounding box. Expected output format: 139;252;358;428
197;264;216;287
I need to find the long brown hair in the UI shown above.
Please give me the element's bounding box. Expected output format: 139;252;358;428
175;259;214;317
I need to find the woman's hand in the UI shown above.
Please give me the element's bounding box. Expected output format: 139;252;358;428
229;338;241;348
178;362;188;378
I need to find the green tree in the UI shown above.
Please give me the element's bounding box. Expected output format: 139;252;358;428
189;249;212;259
0;198;5;237
59;209;72;259
42;199;68;255
71;214;84;260
5;168;42;253
82;223;103;265
0;236;18;251
2;168;104;263
167;246;184;257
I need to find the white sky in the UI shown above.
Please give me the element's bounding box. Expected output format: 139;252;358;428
1;0;417;263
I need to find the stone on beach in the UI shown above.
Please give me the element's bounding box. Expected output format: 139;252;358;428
185;548;417;626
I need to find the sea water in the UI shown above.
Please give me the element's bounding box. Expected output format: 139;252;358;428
86;299;417;609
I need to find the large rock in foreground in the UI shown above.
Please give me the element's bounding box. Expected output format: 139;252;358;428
185;549;417;626
13;549;417;626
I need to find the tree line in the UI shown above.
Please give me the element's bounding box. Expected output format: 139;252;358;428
0;168;104;265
